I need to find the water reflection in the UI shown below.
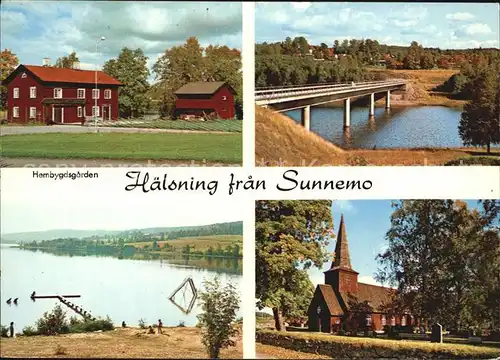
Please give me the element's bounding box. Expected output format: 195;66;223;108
286;106;468;149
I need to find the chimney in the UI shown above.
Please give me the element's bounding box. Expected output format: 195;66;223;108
73;61;80;70
42;58;51;66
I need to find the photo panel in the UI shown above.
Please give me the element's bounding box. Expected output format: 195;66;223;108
255;199;500;359
254;2;500;166
0;183;244;358
1;1;243;167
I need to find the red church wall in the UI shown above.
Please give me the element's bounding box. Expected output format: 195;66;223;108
325;268;359;293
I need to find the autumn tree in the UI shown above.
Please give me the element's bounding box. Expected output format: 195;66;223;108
403;41;422;69
103;48;150;118
458;60;500;153
153;37;242;119
255;200;334;331
55;52;80;69
0;49;19;110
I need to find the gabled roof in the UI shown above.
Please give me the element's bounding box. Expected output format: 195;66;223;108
3;65;122;86
316;284;344;315
174;81;231;95
342;283;396;313
315;282;396;316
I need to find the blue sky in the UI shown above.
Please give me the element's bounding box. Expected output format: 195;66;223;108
1;1;241;82
256;2;499;49
307;200;484;288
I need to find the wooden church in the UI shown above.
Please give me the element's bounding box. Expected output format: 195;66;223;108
308;215;415;333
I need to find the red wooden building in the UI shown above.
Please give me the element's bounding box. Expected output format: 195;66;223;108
174;81;235;119
308;215;415;333
4;64;122;124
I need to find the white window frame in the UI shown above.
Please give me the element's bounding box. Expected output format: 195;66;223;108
381;315;386;326
366;314;372;326
29;107;36;119
92;89;100;99
77;88;86;99
391;316;396;326
222;95;227;100
401;315;406;326
21;72;27;78
77;106;83;118
13;88;19;99
104;89;111;99
30;87;37;99
13;107;20;118
92;106;100;117
54;88;63;99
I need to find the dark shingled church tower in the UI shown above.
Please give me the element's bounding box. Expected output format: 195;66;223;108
324;214;359;294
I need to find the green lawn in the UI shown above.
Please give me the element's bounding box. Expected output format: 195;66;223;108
1;132;242;163
109;119;242;132
127;235;243;252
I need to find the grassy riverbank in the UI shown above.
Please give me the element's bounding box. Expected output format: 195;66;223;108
0;327;242;359
255;106;499;166
1;132;242;164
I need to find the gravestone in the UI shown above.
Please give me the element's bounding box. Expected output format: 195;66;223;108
430;323;443;343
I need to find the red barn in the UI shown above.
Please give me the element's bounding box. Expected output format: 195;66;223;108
3;64;122;124
174;81;235;120
308;215;418;333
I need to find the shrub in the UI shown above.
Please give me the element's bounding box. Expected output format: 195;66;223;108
197;277;240;359
70;317;114;333
36;304;70;335
22;326;39;336
1;325;8;338
138;318;146;329
338;330;346;336
178;320;186;327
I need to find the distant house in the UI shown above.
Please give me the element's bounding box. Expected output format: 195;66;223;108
174;81;235;120
308;215;416;333
3;63;122;124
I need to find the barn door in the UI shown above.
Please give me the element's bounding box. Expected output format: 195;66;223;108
53;107;63;123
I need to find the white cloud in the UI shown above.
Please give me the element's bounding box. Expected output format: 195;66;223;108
393;19;418;28
291;2;311;11
446;12;475;21
358;275;382;286
462;23;492;35
0;10;27;34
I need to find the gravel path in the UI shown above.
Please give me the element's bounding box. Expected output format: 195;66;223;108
0;125;234;136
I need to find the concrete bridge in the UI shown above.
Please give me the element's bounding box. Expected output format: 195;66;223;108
255;80;407;130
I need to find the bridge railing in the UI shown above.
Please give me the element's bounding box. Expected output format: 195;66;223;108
255;80;406;101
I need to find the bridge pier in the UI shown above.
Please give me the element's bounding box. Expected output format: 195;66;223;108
385;90;391;109
369;93;375;117
301;105;310;131
343;98;351;128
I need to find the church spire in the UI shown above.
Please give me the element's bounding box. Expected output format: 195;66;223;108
331;214;352;269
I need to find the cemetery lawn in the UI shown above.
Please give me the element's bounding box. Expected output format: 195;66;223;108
0;132;242;164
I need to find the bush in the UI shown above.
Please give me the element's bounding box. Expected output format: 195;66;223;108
1;325;8;338
36;304;70;335
22;326;39;336
178;320;186;327
138;318;146;329
197;277;240;359
338;330;346;336
70;317;114;333
445;156;500;166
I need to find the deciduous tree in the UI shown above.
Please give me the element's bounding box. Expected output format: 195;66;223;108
197;277;239;359
0;49;19;110
103;48;151;118
255;200;333;331
55;52;80;69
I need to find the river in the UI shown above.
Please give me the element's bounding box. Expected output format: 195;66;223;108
286;106;468;149
0;244;242;331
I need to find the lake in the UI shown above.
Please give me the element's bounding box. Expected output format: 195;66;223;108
0;244;242;331
286;106;468;149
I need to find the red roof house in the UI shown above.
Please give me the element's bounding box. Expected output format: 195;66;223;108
174;81;235;120
308;215;415;333
3;64;122;124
